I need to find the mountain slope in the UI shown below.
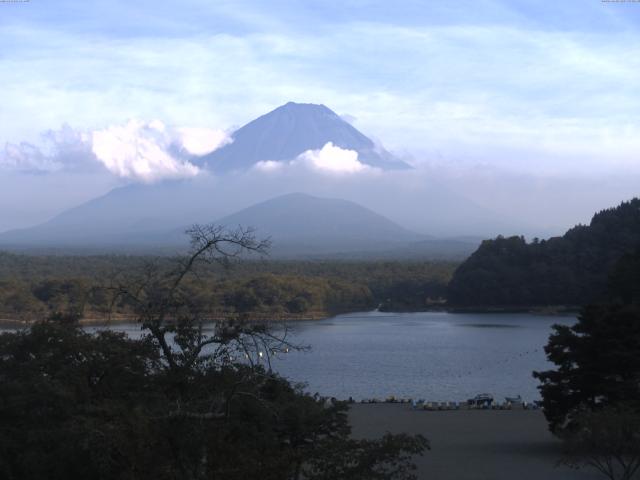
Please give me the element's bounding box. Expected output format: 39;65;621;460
216;192;424;255
448;198;640;306
0;180;226;248
0;189;426;255
201;102;410;172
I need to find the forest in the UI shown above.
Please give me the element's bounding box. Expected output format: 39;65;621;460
2;198;640;322
447;198;640;307
0;252;455;323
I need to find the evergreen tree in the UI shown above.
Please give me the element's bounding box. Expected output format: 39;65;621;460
534;249;640;433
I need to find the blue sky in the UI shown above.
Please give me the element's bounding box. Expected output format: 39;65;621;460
0;0;639;231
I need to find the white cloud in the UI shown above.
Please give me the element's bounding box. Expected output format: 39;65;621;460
253;160;284;172
91;120;200;183
0;124;94;173
252;143;376;175
296;142;369;174
1;120;231;182
176;127;232;156
1;141;50;172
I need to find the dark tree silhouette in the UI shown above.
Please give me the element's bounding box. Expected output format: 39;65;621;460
560;407;640;480
533;304;640;433
534;249;640;479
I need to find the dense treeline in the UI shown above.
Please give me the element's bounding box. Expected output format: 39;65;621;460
448;198;640;307
0;254;455;321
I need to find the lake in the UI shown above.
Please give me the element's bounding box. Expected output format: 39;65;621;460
9;310;576;403
268;311;575;403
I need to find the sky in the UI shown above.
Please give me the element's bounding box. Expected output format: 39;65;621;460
0;0;639;233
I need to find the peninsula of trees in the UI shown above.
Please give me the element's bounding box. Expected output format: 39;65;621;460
448;198;640;307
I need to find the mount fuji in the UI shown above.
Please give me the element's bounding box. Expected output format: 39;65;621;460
200;102;410;172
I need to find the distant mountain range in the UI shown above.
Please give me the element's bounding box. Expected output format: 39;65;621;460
0;191;480;258
0;102;513;257
0;179;219;248
200;102;410;172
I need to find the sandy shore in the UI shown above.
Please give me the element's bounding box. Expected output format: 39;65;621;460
349;404;601;480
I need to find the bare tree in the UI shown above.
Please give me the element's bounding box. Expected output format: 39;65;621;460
106;224;302;372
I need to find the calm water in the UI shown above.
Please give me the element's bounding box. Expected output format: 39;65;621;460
268;311;575;403
4;311;576;403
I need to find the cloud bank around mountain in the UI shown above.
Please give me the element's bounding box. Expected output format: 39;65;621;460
254;142;376;175
297;142;370;174
0;121;232;183
0;125;93;173
1;122;384;182
91;120;222;182
176;127;232;156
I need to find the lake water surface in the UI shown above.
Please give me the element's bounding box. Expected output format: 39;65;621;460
268;311;575;403
7;310;576;403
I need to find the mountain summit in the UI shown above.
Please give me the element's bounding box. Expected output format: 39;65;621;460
201;102;410;172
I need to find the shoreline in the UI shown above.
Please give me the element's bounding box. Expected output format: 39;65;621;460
383;305;581;315
0;306;580;328
0;311;336;327
445;305;580;315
